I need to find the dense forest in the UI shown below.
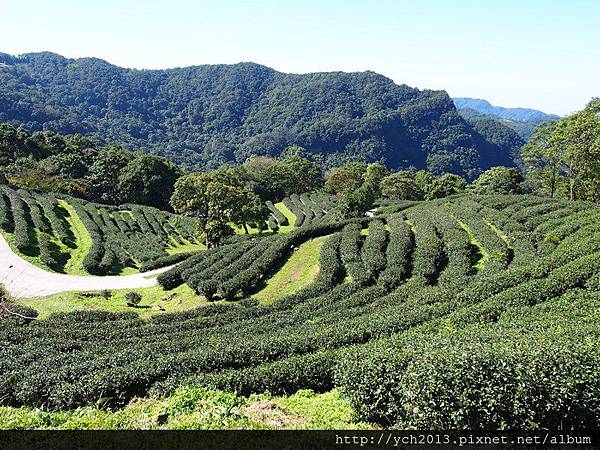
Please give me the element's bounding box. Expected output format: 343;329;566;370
0;52;520;179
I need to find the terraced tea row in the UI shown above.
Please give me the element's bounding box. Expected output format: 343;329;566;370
279;193;338;228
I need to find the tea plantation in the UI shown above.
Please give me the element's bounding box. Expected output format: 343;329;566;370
0;185;202;275
1;193;599;429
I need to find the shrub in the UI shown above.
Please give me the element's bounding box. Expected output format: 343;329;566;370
266;201;289;226
335;293;600;429
125;291;142;307
0;190;14;232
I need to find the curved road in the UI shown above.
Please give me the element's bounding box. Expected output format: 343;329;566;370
0;234;172;298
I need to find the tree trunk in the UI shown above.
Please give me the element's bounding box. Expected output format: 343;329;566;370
569;161;576;201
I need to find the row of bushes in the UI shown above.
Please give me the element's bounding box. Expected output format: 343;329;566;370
335;291;600;429
266;201;289;227
283;195;306;227
339;223;366;285
281;192;338;228
69;198;106;274
139;251;198;273
3;186;34;252
0;190;12;233
34;194;70;244
405;207;445;284
361;219;387;283
57;194;203;273
18;190;50;234
378;214;414;289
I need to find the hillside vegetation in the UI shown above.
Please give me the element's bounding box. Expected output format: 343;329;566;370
2;193;599;429
0;52;520;178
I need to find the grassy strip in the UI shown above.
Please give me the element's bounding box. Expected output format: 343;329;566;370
253;235;329;305
274;202;296;232
14;284;203;319
60;200;93;275
0;387;370;430
165;239;205;255
457;219;489;272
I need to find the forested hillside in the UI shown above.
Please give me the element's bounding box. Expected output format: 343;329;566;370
0;52;518;178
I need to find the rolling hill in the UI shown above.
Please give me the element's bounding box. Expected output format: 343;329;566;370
0;52;520;179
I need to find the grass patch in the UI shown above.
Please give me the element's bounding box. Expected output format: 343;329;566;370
273;390;372;430
457;219;489;272
60;200;93;275
274;202;296;233
14;284;203;319
230;223;270;235
253;235;329;305
0;387;372;430
166;239;205;255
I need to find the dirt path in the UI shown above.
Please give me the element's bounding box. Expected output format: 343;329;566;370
0;234;171;298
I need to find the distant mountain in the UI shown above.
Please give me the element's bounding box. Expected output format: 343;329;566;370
453;98;560;142
453;97;560;123
0;52;520;179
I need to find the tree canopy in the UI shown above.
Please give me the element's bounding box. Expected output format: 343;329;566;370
471;166;524;195
170;171;268;246
521;98;600;202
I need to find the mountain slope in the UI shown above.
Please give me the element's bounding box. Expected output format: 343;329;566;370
0;52;517;178
453;97;559;123
453;98;560;141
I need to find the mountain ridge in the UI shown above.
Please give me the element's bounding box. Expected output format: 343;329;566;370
453;97;560;123
0;51;520;179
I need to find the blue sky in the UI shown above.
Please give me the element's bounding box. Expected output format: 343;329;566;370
2;0;599;115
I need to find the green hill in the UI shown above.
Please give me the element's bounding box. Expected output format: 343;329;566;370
0;52;519;179
453;97;560;122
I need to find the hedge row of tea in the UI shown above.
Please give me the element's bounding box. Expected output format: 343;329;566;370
158;217;368;300
0;185;201;274
280;193;338;227
1;194;599;429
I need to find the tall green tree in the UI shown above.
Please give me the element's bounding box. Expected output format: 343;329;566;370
428;174;466;199
381;170;423;200
256;155;323;200
86;146;133;204
324;162;368;195
522;99;600;201
171;172;268;246
338;163;387;217
117;155;182;209
471;166;524;195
